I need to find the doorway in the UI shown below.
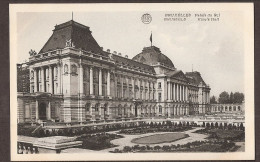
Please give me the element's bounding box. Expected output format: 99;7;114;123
39;102;47;120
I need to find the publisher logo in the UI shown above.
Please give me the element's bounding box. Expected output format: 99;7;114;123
141;13;152;24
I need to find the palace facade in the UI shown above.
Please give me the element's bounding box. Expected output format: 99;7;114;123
17;20;211;123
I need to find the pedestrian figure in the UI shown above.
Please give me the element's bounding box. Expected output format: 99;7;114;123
27;147;32;154
22;146;27;154
32;147;36;154
18;145;23;154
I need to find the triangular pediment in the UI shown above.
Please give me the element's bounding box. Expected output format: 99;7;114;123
170;71;188;82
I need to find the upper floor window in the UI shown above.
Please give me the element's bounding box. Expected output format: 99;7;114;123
158;82;161;89
55;67;58;77
71;64;77;74
31;70;34;80
64;64;68;74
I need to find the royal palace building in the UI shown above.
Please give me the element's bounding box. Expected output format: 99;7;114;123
17;20;211;123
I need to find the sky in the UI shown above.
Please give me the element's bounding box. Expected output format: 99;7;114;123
16;11;245;97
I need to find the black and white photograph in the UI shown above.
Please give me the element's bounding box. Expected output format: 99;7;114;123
10;3;254;161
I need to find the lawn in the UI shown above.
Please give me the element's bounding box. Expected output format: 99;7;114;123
131;133;189;144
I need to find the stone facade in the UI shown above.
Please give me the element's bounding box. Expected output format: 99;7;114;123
17;20;211;123
209;103;245;114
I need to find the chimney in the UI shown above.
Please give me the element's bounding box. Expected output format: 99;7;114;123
113;51;117;55
107;49;110;53
125;55;128;58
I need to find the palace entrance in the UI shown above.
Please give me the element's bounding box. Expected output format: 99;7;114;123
39;102;47;120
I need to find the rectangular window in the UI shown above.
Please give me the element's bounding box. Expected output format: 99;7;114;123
158;93;162;101
158;82;161;89
123;89;126;98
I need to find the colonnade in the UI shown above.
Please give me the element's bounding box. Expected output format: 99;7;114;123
30;64;61;94
79;65;157;100
167;82;188;102
190;89;198;103
203;91;210;103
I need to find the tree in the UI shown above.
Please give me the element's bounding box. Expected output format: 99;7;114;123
229;92;234;103
210;96;217;104
234;92;244;103
219;91;229;104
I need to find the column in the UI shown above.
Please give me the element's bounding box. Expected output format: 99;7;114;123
49;66;53;94
34;68;38;92
41;67;45;92
183;85;185;102
173;83;175;101
131;77;135;99
90;67;93;95
138;79;140;99
186;86;188;102
99;106;101;116
170;83;172;100
121;76;124;98
168;106;171;117
107;70;110;96
57;64;61;94
154;82;157;101
79;64;84;95
35;100;38;120
48;102;51;120
181;85;184;101
208;91;210;103
177;85;179;102
99;68;102;96
167;82;170;100
60;63;63;94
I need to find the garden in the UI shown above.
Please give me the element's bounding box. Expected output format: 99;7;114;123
111;140;237;153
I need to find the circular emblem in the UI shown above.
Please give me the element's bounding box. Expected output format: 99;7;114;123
141;13;152;24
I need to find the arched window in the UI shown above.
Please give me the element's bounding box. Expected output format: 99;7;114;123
71;64;77;74
238;106;241;111
233;106;236;111
229;106;232;111
159;105;162;113
85;103;91;112
95;103;99;112
64;64;68;73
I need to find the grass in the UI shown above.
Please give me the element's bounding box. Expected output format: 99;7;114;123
131;133;189;144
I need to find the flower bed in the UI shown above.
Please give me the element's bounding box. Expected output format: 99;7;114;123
111;140;237;153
